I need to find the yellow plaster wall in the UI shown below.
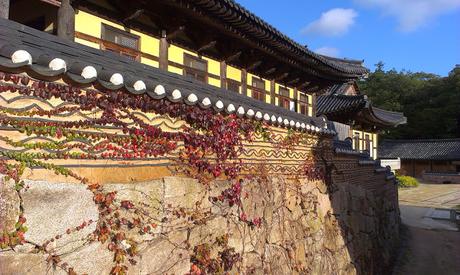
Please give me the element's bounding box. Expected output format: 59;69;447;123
226;66;241;82
75;10;159;68
226;65;242;93
352;130;363;151
167;44;196;75
202;57;221;87
73;10;317;116
351;130;379;159
247;73;271;103
373;133;378;159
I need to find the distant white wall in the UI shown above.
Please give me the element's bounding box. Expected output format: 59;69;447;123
380;158;401;172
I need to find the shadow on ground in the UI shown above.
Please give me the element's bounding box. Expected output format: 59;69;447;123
392;183;460;275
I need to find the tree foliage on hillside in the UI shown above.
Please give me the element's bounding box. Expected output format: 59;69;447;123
358;62;460;139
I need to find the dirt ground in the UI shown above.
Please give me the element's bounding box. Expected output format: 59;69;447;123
392;183;460;275
393;224;460;275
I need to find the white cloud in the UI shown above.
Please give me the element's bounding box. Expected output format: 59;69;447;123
355;0;460;32
301;8;358;37
315;47;340;57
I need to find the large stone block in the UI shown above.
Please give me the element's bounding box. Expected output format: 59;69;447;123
21;180;98;254
0;176;20;232
58;242;114;275
0;252;48;275
163;177;211;210
133;235;189;275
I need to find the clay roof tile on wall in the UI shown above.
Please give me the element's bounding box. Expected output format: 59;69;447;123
379;139;460;160
0;18;336;136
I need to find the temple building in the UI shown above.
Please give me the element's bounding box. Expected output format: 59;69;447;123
3;0;368;118
2;0;404;158
379;139;460;183
0;1;403;274
317;82;406;159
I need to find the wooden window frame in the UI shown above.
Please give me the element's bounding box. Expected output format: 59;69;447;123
298;93;310;116
353;133;360;151
251;77;266;102
364;134;371;152
226;79;241;93
100;23;141;61
278;87;292;110
183;53;208;83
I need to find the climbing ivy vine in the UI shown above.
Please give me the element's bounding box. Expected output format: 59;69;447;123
0;72;326;274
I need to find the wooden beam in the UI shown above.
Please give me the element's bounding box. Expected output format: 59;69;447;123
287;77;300;85
198;40;217;53
311;93;317;117
298;81;311;89
57;0;75;40
224;51;242;63
123;9;144;24
0;0;9;19
241;69;248;96
246;60;262;71
166;26;185;40
39;0;61;7
274;72;289;82
265;67;276;75
220;61;227;88
270;80;275;105
159;30;169;70
293;87;298;113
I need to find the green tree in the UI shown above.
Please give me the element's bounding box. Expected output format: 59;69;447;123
358;64;460;139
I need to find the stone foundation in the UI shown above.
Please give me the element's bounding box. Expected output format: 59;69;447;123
0;157;400;275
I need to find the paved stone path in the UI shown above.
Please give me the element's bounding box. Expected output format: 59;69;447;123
393;183;460;275
399;183;460;209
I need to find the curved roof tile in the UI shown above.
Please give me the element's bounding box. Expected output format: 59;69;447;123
177;0;369;77
379;139;460;160
0;18;335;137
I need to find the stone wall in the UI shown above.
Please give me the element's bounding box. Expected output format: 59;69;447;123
422;172;460;184
0;73;400;274
0;156;400;275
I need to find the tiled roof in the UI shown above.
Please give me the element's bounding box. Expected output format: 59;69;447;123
379;139;460;160
372;107;407;126
0;18;335;136
166;0;369;78
325;83;354;95
317;84;406;128
316;94;367;116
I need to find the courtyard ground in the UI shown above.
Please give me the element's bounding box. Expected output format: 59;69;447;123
392;182;460;275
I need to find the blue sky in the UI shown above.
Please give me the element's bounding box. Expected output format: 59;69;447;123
237;0;460;76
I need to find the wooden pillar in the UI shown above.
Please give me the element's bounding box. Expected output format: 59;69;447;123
57;0;75;40
311;93;317;117
220;61;227;89
159;30;169;70
270;80;275;105
293;87;298;112
0;0;9;19
241;69;248;96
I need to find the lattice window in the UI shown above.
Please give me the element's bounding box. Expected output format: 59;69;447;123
226;79;240;93
299;93;310;115
252;78;265;102
279;87;292;110
101;24;140;60
184;54;208;83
